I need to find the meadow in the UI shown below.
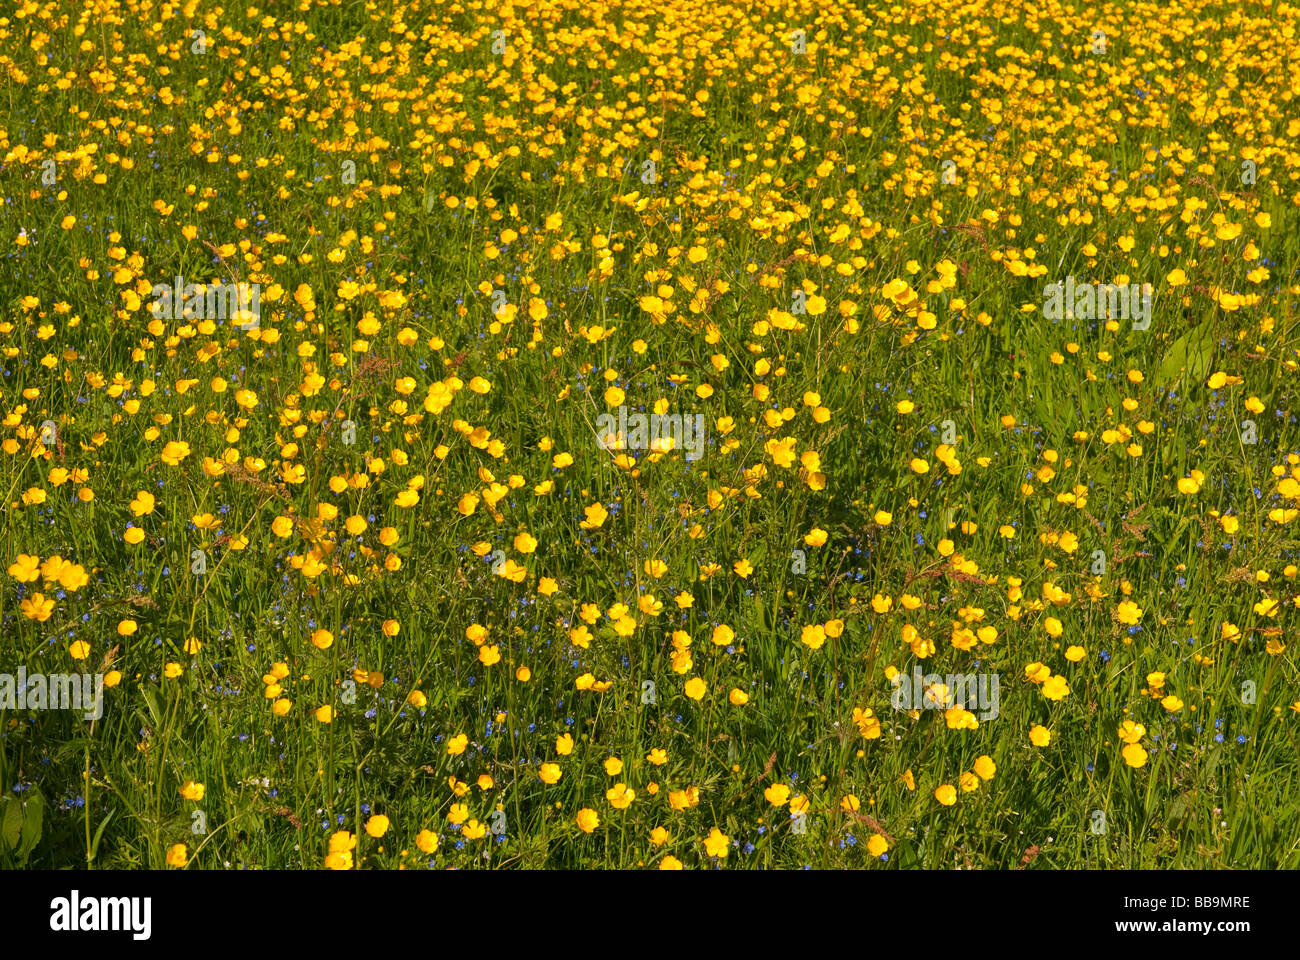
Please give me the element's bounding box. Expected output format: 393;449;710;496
1;0;1299;870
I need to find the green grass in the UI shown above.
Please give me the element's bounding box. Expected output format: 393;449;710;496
1;0;1299;870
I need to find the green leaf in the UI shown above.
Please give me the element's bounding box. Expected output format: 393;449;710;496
141;685;163;728
89;808;116;863
1158;324;1213;389
894;838;921;869
17;793;44;860
0;797;21;850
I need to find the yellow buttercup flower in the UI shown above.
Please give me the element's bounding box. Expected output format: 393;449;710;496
702;827;730;858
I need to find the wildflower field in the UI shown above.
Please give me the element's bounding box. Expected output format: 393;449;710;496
1;0;1299;872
